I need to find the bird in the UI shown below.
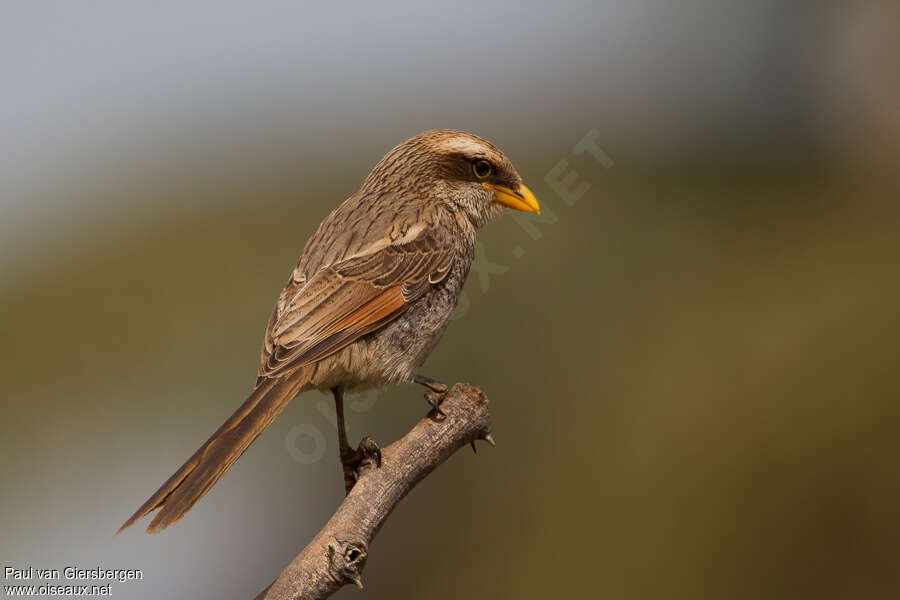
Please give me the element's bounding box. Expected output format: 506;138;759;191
118;129;540;534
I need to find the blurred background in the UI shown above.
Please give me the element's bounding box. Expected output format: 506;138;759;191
2;1;899;598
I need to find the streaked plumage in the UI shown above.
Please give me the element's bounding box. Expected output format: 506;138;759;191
119;129;539;533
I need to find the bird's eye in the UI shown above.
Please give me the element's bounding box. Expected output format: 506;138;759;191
472;160;492;179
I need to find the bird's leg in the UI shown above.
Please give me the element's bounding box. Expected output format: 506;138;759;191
413;375;492;453
333;385;355;493
332;385;381;495
414;373;449;394
414;374;450;418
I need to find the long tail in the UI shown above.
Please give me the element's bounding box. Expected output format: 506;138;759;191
117;369;309;534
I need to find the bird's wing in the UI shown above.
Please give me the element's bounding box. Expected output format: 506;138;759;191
258;225;455;378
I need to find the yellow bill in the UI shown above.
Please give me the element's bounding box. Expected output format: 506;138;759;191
483;183;541;214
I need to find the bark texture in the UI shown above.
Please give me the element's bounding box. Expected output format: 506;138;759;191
254;383;493;600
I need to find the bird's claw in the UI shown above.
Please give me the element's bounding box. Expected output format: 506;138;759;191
340;436;382;494
357;436;382;469
414;374;449;394
425;390;447;419
425;381;449;394
414;374;451;419
342;436;381;471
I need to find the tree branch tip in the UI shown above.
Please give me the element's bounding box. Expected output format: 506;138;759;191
449;382;489;406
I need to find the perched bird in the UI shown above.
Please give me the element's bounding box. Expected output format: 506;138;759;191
118;129;540;534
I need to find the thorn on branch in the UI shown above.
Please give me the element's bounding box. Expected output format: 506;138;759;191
258;383;492;600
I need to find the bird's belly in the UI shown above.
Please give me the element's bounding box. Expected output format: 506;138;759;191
306;259;469;392
368;284;458;380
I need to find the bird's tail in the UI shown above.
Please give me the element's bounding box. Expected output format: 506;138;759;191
117;369;309;534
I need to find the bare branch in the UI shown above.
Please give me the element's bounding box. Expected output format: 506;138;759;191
254;383;493;600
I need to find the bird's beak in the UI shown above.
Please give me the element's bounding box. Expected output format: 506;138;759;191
483;183;541;214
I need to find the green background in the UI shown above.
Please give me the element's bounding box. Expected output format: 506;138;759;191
2;2;899;598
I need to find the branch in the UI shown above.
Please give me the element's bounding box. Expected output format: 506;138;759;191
254;383;494;600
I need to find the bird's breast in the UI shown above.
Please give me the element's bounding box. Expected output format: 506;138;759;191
303;238;475;392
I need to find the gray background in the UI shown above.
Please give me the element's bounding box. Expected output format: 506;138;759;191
2;1;899;598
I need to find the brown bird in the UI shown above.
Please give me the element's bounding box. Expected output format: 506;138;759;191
118;129;540;534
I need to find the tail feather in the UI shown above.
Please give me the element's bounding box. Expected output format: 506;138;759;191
117;370;309;534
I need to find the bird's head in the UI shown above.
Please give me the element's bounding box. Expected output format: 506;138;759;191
361;129;540;228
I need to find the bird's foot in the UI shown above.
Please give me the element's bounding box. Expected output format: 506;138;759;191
340;436;382;494
424;390;448;419
414;374;450;420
